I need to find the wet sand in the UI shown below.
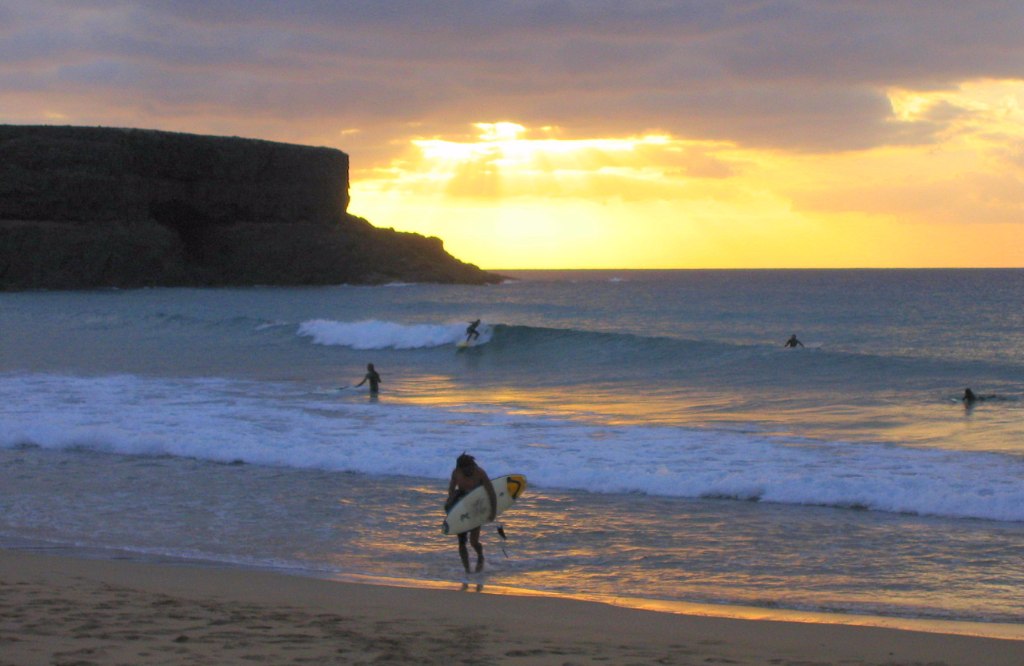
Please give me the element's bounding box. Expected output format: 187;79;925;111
1;548;1021;665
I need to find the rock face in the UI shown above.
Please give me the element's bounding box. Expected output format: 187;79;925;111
0;125;501;289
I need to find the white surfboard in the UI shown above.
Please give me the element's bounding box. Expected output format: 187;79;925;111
442;474;527;535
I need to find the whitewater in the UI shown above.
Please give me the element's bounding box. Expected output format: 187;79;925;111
1;269;1023;629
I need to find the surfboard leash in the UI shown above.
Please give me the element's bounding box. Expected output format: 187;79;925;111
496;524;509;558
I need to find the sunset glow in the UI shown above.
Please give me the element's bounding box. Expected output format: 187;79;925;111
2;3;1022;268
352;80;1024;268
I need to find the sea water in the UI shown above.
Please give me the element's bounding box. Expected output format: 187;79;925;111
1;270;1023;631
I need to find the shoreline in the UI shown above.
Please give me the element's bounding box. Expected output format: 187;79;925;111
6;538;1023;642
2;547;1021;665
331;572;1024;641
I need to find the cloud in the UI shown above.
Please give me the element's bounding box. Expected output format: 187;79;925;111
3;1;1024;156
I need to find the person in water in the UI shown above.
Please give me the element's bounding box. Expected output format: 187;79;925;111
784;334;804;348
963;388;1000;406
445;452;496;573
465;319;481;343
354;363;381;395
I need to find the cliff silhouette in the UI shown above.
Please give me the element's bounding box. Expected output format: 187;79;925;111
0;125;501;289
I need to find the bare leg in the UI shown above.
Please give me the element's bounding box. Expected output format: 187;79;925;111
458;533;471;572
470;528;485;572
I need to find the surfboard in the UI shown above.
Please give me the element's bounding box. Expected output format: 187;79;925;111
456;339;473;349
442;474;527;535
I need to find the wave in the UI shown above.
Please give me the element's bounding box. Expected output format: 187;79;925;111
297;319;492;350
3;373;1023;524
294;319;1024;392
294;319;730;364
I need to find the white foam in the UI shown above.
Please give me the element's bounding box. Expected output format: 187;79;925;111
3;373;1023;523
297;319;491;350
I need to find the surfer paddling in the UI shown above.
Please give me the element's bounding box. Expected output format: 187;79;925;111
784;334;804;348
962;387;997;407
445;453;497;573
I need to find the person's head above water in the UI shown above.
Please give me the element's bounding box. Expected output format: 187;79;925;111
456;452;476;472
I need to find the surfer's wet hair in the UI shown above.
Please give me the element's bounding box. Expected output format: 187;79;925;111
457;452;476;469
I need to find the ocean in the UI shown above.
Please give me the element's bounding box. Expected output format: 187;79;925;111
2;269;1022;635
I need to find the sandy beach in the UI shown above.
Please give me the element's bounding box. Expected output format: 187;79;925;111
1;548;1021;665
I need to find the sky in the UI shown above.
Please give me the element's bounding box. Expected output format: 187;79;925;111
2;1;1023;269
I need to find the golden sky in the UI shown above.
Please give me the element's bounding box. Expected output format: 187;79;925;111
2;2;1023;268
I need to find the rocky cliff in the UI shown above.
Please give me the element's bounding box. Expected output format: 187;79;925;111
0;125;501;289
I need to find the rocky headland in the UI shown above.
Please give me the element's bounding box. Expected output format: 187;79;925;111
0;125;501;289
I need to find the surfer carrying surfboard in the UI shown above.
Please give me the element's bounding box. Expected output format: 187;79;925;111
445;453;497;573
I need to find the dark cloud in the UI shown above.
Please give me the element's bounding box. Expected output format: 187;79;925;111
2;1;1023;152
